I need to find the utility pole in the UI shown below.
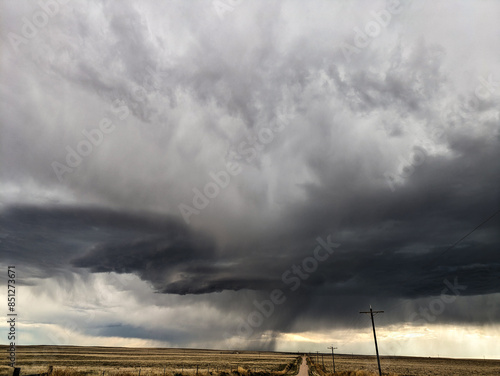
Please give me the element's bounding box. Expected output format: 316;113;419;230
360;305;384;376
316;351;319;363
327;346;337;374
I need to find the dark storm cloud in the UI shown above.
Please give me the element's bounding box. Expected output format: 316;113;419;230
0;205;214;281
1;199;499;328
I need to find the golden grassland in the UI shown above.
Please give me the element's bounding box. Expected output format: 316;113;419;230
306;353;500;376
0;346;299;376
1;346;500;376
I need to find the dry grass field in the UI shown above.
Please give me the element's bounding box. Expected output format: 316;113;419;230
1;346;500;376
307;353;500;376
0;346;299;376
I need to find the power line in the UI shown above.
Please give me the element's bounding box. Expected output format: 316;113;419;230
424;208;500;268
360;306;384;376
327;346;337;374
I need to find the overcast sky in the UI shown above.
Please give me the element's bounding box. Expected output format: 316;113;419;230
1;0;499;359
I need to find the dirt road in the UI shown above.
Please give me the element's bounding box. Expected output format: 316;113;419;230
296;356;309;376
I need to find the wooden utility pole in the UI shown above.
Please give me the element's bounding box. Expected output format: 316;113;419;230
327;346;337;373
360;305;384;376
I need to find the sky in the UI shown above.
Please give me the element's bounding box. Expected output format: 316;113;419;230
1;0;500;360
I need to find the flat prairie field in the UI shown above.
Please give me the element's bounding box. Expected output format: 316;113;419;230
308;353;500;376
0;346;299;376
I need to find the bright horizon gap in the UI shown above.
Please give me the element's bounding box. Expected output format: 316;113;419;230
0;344;498;361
